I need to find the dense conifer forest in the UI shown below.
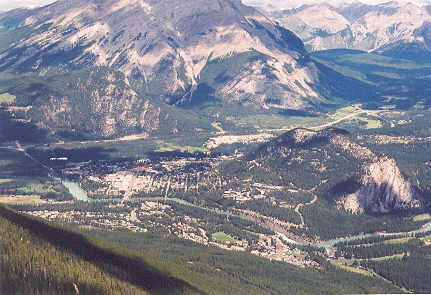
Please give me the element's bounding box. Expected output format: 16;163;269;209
0;204;404;294
0;205;202;295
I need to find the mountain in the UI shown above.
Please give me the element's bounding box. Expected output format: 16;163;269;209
0;67;215;140
0;0;348;142
311;49;431;110
268;1;431;57
245;128;422;214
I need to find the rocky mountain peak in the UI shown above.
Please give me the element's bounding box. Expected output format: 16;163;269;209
276;127;350;147
268;1;431;55
0;0;325;111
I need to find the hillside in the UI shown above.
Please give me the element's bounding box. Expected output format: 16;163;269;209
0;68;215;140
212;127;428;240
0;202;406;295
247;128;422;214
311;49;431;110
0;0;375;140
268;1;431;57
0;204;204;295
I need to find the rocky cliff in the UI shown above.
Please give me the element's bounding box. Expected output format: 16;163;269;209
267;1;431;56
0;0;326;111
342;158;421;214
248;128;422;214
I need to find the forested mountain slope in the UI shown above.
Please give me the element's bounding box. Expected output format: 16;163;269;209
0;204;203;295
0;0;368;140
0;202;405;295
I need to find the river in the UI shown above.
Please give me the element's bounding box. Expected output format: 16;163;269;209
62;180;89;202
279;221;431;249
62;179;431;250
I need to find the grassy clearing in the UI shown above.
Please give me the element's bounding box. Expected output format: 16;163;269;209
0;195;45;205
43;133;212;160
336;253;404;265
0;93;16;105
212;232;235;243
0;160;12;166
413;214;431;222
355;114;383;129
156;141;209;153
237;114;305;130
239;105;366;132
328;105;361;120
368;254;404;262
331;260;373;276
382;237;413;245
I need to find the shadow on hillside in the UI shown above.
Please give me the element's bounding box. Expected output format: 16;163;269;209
0;205;205;295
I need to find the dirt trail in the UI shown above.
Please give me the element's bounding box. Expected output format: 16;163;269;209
295;194;318;227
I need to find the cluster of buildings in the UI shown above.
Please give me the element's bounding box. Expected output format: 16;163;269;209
223;182;284;203
251;235;318;267
30;153;321;267
21;196;317;267
63;154;236;201
172;221;209;245
24;209;147;233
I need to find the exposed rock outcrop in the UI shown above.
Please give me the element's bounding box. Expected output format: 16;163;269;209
0;0;324;110
267;1;431;56
342;158;421;214
249;128;423;214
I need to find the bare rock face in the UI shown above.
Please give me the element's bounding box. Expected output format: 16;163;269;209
268;1;431;55
251;128;423;215
28;68;163;138
0;0;323;110
342;158;421;214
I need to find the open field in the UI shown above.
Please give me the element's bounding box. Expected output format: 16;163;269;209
367;254;404;262
0;93;15;105
413;214;431;222
249;104;385;134
212;232;235;243
382;237;414;245
335;253;404;266
155;141;209;153
0;195;45;205
331;260;373;276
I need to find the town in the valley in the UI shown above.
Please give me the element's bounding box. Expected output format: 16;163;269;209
15;152;318;268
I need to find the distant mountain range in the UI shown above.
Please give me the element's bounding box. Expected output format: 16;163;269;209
0;0;359;139
268;1;431;57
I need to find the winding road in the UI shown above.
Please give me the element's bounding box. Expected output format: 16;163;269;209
3;135;430;252
295;194;318;228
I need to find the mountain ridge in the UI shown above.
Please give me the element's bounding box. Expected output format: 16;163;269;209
268;1;431;56
0;0;322;108
0;0;355;139
246;127;423;214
